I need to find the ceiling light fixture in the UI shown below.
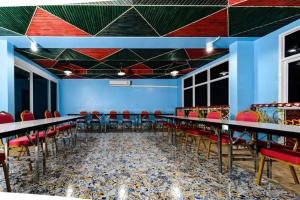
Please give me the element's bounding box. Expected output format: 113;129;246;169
288;47;297;53
30;41;38;52
118;71;126;76
170;70;179;77
206;36;220;53
64;70;72;76
219;71;229;76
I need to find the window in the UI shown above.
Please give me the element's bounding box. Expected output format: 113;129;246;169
183;61;229;107
51;81;57;112
14;67;30;121
210;78;229;106
195;85;207;106
184;88;193;107
281;27;300;102
33;73;49;119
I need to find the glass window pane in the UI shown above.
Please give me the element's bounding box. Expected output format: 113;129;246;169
210;61;229;80
184;77;193;88
184;88;193;107
195;84;207;107
33;74;48;119
51;81;57;113
288;60;300;102
210;78;229;106
14;67;30;121
285;29;300;58
195;71;207;85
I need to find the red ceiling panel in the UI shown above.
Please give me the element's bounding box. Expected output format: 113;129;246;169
35;59;57;68
180;68;195;74
232;0;300;6
166;9;228;37
27;8;90;36
228;0;246;5
186;49;227;60
124;63;153;75
74;48;121;61
54;62;88;75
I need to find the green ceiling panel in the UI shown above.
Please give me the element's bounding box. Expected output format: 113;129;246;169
104;49;143;61
16;49;47;60
0;7;35;35
105;61;139;68
136;6;223;35
42;5;130;35
70;61;100;69
133;0;227;5
20;48;65;59
57;49;97;61
97;8;158;36
229;7;300;36
143;61;173;69
90;63;115;69
0;27;21;36
131;49;175;60
152;49;189;61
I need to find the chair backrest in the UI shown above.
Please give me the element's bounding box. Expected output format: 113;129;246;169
154;110;162;119
122;110;130;119
54;111;61;118
207;111;222;120
188;111;198;118
21;110;35;121
44;110;52;119
177;110;184;117
236;111;259;122
92;111;100;119
141;111;149;119
0;111;14;124
80;111;88;116
109;110;118;119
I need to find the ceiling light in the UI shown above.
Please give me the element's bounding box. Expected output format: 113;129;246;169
219;71;229;76
64;70;72;76
30;41;38;52
170;70;179;77
118;71;126;76
206;36;220;53
288;48;297;53
206;42;213;53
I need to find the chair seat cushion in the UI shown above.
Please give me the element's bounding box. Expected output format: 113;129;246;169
186;129;211;136
261;148;300;165
257;141;293;150
0;153;5;162
9;136;34;146
45;130;57;137
209;134;246;145
56;124;70;131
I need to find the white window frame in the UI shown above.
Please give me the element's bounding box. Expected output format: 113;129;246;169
279;26;300;102
182;59;229;107
14;55;59;113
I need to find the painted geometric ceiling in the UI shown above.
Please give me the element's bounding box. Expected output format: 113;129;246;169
5;0;300;78
16;48;228;79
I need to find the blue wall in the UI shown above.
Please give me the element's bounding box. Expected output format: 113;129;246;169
59;79;179;115
254;19;300;103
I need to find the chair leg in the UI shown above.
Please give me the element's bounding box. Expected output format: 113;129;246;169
256;155;266;185
25;146;33;172
289;165;300;184
2;162;11;192
207;141;212;159
196;137;201;154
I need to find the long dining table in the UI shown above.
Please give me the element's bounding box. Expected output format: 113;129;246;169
160;115;300;177
0;116;82;182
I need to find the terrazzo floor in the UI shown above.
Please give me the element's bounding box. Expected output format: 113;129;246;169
0;131;299;200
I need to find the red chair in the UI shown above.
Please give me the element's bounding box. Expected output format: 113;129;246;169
207;110;259;159
0;152;10;191
53;111;75;139
141;111;153;131
90;111;101;132
21;111;56;155
77;111;89;131
184;111;217;154
153;110;167;132
122;110;134;131
0;111;35;174
108;110;119;130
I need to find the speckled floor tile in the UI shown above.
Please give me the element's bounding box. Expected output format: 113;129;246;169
0;132;299;200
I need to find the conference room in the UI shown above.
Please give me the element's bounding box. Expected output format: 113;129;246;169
0;0;300;199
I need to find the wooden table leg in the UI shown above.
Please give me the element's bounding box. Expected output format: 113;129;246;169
228;130;233;177
217;129;223;173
